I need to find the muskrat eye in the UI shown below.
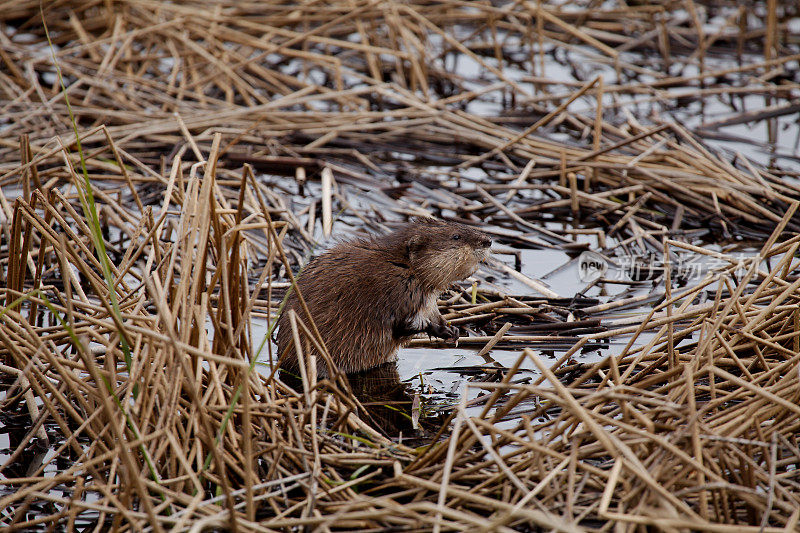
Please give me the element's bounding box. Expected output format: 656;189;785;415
452;234;461;241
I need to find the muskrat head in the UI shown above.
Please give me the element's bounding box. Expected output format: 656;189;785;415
405;219;492;290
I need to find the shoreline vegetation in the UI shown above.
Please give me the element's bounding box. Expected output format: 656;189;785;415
2;1;800;530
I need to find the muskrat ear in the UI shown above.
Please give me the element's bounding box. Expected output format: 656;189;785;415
407;235;424;258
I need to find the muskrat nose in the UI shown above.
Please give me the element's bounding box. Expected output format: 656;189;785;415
480;236;492;248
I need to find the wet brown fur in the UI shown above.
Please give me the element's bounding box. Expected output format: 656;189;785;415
276;219;492;375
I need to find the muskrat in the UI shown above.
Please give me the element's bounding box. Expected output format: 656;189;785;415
275;218;492;375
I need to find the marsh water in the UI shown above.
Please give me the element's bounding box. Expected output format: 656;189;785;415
245;26;800;436
2;5;800;524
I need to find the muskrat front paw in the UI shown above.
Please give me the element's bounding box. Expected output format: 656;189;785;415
443;324;459;343
425;321;459;342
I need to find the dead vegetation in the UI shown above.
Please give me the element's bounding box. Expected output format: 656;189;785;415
1;0;800;531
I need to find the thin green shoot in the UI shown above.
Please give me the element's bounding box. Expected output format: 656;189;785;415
41;6;133;372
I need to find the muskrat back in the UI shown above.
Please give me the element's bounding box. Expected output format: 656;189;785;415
276;218;492;375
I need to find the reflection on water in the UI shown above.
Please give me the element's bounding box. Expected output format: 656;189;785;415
280;362;446;440
342;363;415;438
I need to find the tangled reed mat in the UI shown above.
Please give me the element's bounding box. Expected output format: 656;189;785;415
2;0;800;531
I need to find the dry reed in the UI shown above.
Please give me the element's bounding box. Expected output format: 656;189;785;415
2;0;800;530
